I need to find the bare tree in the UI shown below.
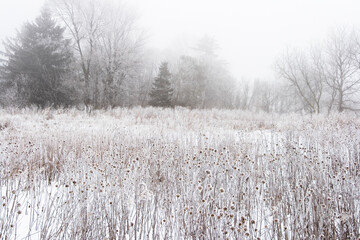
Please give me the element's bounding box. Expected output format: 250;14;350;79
97;2;144;107
276;48;324;113
276;29;360;114
234;79;251;110
193;36;236;109
172;56;206;108
49;0;144;108
249;79;281;113
324;29;360;112
137;61;157;106
50;0;103;108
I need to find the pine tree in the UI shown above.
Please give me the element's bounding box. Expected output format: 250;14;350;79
149;62;173;107
1;8;73;107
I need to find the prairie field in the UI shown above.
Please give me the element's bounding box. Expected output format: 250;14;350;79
0;108;359;239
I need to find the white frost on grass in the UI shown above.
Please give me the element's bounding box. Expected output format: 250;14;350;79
0;107;359;239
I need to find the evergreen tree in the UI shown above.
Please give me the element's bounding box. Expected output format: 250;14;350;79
149;62;173;107
1;8;74;107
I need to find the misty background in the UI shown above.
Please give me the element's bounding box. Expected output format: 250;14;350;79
1;2;360;238
0;0;360;112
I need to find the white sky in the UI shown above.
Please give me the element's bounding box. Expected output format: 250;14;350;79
1;0;359;80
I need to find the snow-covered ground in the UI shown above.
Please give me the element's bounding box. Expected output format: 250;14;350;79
0;107;359;239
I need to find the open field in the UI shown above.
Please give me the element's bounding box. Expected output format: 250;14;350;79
0;108;359;239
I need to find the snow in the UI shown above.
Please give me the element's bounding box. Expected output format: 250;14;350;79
0;107;359;239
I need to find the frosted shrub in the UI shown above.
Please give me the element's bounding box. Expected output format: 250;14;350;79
0;108;359;239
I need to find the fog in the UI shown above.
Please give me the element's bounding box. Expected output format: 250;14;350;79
1;1;360;239
1;0;360;112
1;0;359;80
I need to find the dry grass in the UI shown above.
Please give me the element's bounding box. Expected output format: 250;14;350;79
0;107;359;239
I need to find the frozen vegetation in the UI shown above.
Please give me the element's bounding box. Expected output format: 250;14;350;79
0;107;359;239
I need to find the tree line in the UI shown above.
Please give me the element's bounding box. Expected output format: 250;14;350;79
0;0;359;113
276;29;360;114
